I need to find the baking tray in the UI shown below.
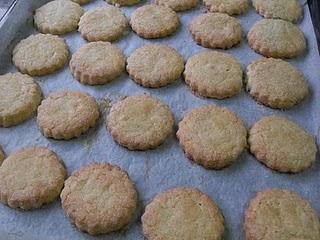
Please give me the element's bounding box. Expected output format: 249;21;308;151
0;0;320;239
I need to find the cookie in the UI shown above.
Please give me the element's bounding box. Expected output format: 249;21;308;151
37;91;100;140
126;44;184;88
184;51;243;99
70;0;92;5
107;95;174;150
246;58;308;109
106;0;140;6
204;0;248;15
130;4;180;39
155;0;198;12
142;187;225;240
61;163;137;235
245;188;320;240
70;42;125;85
0;73;42;127
34;0;84;35
12;34;69;76
189;13;242;49
0;147;66;210
78;6;128;42
248;115;317;173
0;146;5;165
248;19;306;58
252;0;302;23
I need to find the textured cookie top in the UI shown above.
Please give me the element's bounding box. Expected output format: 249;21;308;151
204;0;248;15
155;0;198;12
248;19;306;58
245;189;320;240
60;163;137;235
106;0;140;6
247;58;308;109
78;6;128;42
142;187;225;240
177;105;247;169
184;51;243;99
34;0;84;35
107;95;174;150
130;4;180;39
126;44;184;88
0;146;5;165
249;116;317;173
0;147;66;210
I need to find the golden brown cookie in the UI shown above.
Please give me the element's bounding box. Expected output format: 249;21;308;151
61;163;137;235
204;0;248;15
0;146;5;165
245;188;320;240
70;0;92;5
0;147;66;210
142;187;225;240
126;44;184;88
155;0;198;12
106;0;140;6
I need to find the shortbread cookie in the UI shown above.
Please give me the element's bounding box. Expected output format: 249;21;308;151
204;0;248;15
37;91;100;140
248;19;306;58
0;147;66;210
246;58;308;109
107;95;174;150
130;5;179;39
61;163;137;235
142;187;225;240
126;44;184;88
106;0;140;6
190;13;242;49
70;0;92;5
249;116;317;173
0;73;42;127
12;34;69;76
78;6;128;42
177;105;247;169
34;0;84;35
252;0;302;23
184;51;242;99
0;146;5;165
70;42;125;85
155;0;198;12
245;188;320;240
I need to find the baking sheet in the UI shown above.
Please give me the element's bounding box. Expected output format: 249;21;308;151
0;0;320;239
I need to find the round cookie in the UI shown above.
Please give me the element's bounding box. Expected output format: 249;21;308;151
130;4;180;39
0;147;66;210
70;0;92;5
78;6;128;42
245;188;320;240
184;51;243;99
106;0;139;6
0;146;5;165
204;0;248;15
248;19;306;58
34;0;84;35
0;73;42;127
189;13;242;49
246;58;308;109
155;0;198;12
177;105;247;169
60;163;137;235
12;34;69;76
249;115;317;173
70;42;125;85
126;44;184;88
142;187;225;240
107;95;174;150
252;0;302;23
37;91;100;140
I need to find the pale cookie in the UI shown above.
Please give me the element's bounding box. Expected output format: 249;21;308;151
34;0;84;35
245;188;320;240
106;0;140;6
0;147;66;210
107;95;174;150
0;146;5;165
189;13;242;49
246;58;308;109
155;0;198;12
61;163;137;235
130;4;180;39
177;105;247;169
70;42;125;85
252;0;302;23
12;34;69;76
184;51;243;99
126;44;184;88
0;73;42;127
142;187;225;240
78;6;128;42
248;19;306;58
249;116;317;173
70;0;92;5
37;91;100;140
204;0;248;15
